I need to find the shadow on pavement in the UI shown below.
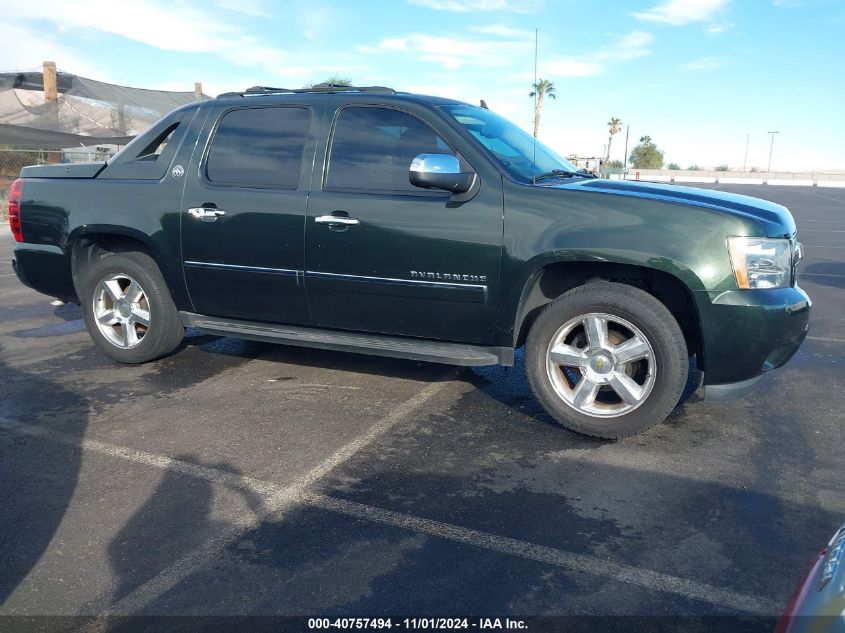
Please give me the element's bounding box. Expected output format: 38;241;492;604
800;263;845;290
0;356;89;604
108;455;267;605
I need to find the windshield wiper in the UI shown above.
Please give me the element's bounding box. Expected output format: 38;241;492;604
532;168;597;183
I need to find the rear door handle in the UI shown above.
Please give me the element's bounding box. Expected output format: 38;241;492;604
315;215;359;226
187;207;226;222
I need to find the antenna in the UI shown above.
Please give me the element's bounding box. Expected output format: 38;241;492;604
531;27;538;184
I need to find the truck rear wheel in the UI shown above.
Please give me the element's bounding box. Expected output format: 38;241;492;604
525;281;688;439
80;251;184;364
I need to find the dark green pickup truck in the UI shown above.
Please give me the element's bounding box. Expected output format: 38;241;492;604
9;84;810;438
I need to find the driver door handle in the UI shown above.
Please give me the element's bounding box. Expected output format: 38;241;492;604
315;214;359;226
187;207;226;222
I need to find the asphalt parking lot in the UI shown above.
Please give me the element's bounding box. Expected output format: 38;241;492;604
1;184;843;631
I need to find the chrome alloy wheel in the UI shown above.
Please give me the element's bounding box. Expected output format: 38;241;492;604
545;312;656;418
93;273;151;349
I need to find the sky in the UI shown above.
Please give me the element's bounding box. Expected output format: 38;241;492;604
0;0;843;170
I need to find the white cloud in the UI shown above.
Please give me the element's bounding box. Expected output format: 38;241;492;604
370;33;529;69
213;0;269;17
469;24;535;38
540;60;602;78
408;0;537;12
0;20;105;79
634;0;729;26
0;0;362;87
707;21;733;33
299;6;337;41
369;28;652;77
540;31;654;78
0;0;237;53
679;55;725;70
601;31;654;61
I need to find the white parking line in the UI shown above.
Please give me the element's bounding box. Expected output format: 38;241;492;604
306;493;779;614
1;380;448;620
799;190;845;205
0;401;780;617
807;336;845;344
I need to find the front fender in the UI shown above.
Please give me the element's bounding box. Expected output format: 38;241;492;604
503;251;705;348
496;183;761;347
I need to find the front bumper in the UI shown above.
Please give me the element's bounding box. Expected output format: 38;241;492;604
698;285;810;397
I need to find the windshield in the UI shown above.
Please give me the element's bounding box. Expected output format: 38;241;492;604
440;104;578;183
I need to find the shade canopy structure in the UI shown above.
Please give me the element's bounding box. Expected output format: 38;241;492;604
0;71;208;148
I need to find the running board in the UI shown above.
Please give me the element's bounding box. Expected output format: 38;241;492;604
180;312;513;367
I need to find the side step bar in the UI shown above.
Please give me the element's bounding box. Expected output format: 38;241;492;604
180;312;514;367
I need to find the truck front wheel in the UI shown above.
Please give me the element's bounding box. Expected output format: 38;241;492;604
525;281;689;439
80;251;184;364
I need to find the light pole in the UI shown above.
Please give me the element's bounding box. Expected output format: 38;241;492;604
743;133;750;172
767;131;780;172
622;124;630;176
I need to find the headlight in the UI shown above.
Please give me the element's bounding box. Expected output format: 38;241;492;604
727;236;792;289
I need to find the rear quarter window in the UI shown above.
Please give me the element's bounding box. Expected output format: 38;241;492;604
100;107;194;180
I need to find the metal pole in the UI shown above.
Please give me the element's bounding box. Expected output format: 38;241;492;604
743;133;749;172
622;125;630;177
533;28;538;139
767;131;779;172
530;28;538;183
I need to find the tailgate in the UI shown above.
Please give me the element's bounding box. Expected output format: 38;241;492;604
20;162;107;178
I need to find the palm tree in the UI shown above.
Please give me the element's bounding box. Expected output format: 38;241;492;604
606;117;622;164
529;79;556;138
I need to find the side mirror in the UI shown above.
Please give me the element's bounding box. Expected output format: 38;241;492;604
409;154;476;194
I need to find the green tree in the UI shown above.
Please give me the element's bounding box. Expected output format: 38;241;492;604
628;136;664;169
323;75;352;86
687;164;700;171
606;117;622;163
666;162;680;170
607;159;624;169
304;75;353;88
715;164;729;171
529;79;556;138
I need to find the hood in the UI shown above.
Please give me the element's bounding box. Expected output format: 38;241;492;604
553;178;796;237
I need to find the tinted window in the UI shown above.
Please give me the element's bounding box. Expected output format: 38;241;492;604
326;107;454;193
206;107;310;188
441;104;577;183
135;123;178;162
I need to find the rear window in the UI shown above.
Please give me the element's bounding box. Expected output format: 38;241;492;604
206;106;310;189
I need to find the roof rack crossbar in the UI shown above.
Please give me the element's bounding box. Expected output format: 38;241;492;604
218;83;396;98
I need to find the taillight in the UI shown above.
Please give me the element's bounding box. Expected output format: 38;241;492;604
8;178;23;242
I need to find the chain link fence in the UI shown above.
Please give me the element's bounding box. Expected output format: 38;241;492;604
0;145;120;220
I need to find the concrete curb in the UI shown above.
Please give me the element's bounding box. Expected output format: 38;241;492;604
615;175;845;187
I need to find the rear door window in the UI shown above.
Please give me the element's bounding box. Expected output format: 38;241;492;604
206;106;310;189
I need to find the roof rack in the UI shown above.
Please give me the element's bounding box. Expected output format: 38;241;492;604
217;83;396;98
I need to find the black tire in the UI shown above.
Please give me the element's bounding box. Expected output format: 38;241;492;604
525;281;688;439
80;251;184;364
